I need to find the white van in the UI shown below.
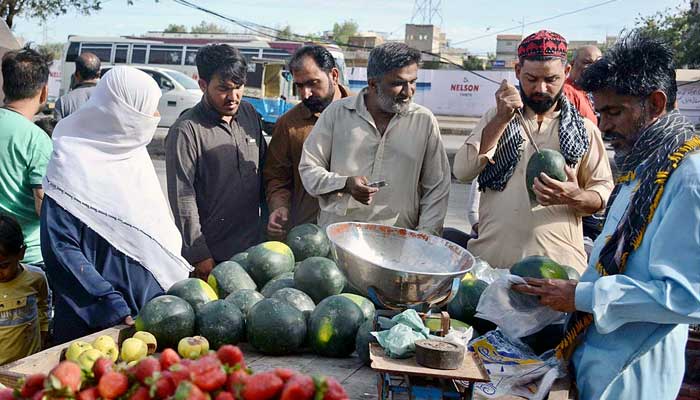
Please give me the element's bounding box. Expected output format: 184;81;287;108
101;66;201;127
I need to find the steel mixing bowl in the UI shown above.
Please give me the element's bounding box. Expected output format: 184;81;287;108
326;222;474;309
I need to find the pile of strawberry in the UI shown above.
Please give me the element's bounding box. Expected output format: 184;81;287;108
0;345;349;400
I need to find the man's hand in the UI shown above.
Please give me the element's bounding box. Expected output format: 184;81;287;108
345;176;379;205
494;79;524;122
123;315;135;326
267;207;290;240
532;166;584;207
192;257;216;280
511;277;578;313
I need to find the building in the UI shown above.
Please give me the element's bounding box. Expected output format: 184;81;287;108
347;33;385;49
495;34;521;69
568;40;598;51
405;24;442;53
692;0;699;14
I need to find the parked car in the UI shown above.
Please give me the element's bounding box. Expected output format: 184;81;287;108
101;66;201;127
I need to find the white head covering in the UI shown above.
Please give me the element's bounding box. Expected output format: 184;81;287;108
44;66;191;290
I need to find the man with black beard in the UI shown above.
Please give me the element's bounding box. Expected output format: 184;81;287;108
454;30;613;272
299;43;451;236
263;45;350;240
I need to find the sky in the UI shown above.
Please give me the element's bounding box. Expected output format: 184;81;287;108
12;0;688;56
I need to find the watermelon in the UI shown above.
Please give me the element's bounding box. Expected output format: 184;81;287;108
225;289;264;317
294;257;346;303
510;256;569;280
230;252;252;274
447;277;489;325
166;278;218;311
196;300;245;349
271;288;315;317
526;149;567;203
246;298;307;355
308;295;364;357
286;223;331;262
339;293;375;322
135;295;195;349
260;277;296;297
563;265;581;281
354;320;377;366
207;261;256;298
247;241;295;287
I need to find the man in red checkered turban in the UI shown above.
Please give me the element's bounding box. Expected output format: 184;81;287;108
452;29;613;273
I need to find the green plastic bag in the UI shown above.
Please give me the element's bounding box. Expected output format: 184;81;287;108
372;309;430;358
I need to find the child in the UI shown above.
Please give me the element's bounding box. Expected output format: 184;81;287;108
0;214;49;365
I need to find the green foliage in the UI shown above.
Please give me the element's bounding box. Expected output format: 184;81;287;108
635;6;700;68
332;20;359;46
1;0;103;28
190;20;228;34
164;23;187;33
278;25;294;40
37;42;63;61
463;56;486;71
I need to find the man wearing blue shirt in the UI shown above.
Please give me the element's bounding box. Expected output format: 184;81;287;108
514;31;700;399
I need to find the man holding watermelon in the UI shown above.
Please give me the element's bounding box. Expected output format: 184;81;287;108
513;32;700;399
453;30;613;273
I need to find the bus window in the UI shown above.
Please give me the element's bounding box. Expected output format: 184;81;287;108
114;44;128;63
185;47;199;66
132;45;147;64
80;43;113;63
65;42;79;62
148;46;183;65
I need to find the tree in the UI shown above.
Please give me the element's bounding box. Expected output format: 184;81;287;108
463;56;486;71
636;5;700;68
37;42;63;60
1;0;104;29
277;25;294;40
190;20;228;34
332;20;358;46
164;23;187;33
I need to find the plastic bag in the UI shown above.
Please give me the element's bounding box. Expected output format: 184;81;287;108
372;309;431;358
463;330;565;400
474;274;565;339
471;257;509;284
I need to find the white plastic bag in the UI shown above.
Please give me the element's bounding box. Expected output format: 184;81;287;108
471;257;508;284
474;274;565;339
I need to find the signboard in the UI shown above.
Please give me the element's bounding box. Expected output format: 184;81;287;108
678;81;700;125
346;67;516;117
491;60;506;68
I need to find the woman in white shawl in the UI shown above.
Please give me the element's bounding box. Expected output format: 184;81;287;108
40;66;191;344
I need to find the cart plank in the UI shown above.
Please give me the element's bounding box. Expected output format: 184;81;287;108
369;343;489;382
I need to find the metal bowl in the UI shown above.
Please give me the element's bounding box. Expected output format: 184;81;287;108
326;222;474;309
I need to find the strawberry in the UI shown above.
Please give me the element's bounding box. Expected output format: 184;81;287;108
216;345;245;368
48;361;83;394
92;358;114;381
76;387;100;400
173;381;206;400
132;357;161;384
151;370;176;399
129;386;150;400
280;374;315;400
242;372;284;400
273;368;296;382
159;348;180;370
190;355;226;392
168;364;191;388
227;368;250;397
97;371;129;399
20;373;46;398
322;377;349;400
214;391;235;400
0;388;14;400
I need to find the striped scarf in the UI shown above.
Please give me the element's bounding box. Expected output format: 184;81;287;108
477;96;589;192
556;110;700;360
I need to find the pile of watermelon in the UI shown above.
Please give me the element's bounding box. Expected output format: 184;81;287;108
0;344;348;400
135;224;377;361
